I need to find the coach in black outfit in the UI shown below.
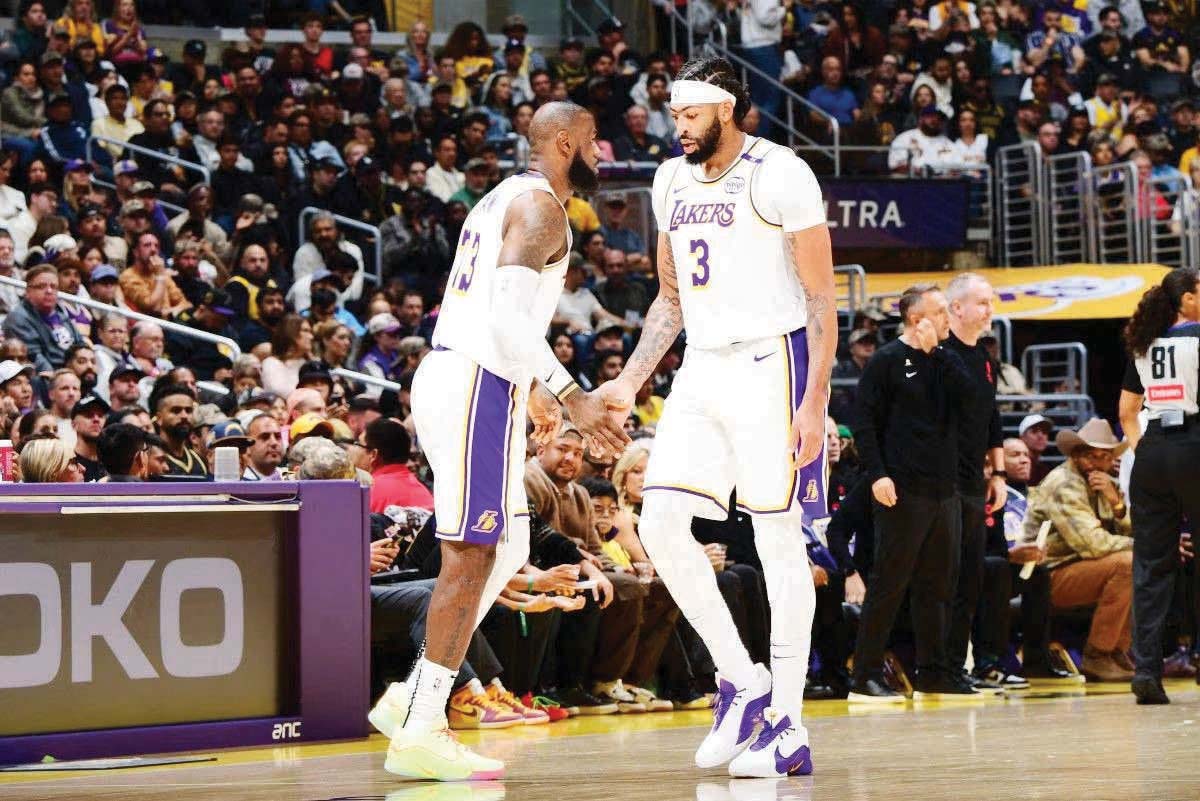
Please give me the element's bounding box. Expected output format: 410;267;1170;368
942;273;1008;691
847;284;978;702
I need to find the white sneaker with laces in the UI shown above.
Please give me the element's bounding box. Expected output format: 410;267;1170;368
694;663;772;769
384;719;505;782
368;681;410;738
727;706;812;778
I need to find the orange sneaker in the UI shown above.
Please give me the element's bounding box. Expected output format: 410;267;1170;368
486;678;550;725
448;680;524;730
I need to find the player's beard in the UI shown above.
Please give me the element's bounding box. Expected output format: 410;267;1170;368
567;146;599;192
684;116;723;164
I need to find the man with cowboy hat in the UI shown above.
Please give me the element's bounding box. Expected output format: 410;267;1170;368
1022;417;1134;683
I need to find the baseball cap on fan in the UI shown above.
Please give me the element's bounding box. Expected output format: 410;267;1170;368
1018;414;1053;436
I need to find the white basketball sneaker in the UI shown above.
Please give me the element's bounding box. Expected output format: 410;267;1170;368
385;719;506;782
368;681;410;738
727;707;813;778
694;663;773;769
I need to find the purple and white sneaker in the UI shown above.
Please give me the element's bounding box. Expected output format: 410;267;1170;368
727;707;812;778
695;663;773;768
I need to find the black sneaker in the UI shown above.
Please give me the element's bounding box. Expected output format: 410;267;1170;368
1132;675;1170;705
847;676;906;704
912;668;983;702
1024;661;1085;684
966;669;1007;696
804;680;839;700
556;685;619;716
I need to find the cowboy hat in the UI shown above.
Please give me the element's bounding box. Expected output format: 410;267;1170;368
1055;418;1129;458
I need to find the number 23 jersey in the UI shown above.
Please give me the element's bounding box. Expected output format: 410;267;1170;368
650;135;827;350
1123;322;1200;418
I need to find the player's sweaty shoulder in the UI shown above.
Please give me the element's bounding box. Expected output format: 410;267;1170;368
499;189;568;270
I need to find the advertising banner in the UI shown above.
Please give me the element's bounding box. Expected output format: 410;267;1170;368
822;178;971;249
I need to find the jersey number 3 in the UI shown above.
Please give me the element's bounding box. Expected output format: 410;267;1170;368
689;238;710;287
1151;344;1177;379
449;229;482;294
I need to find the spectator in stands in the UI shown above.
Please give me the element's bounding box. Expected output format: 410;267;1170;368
224;243;277;327
107;364;143;412
119;231;189;317
911;55;955;118
13;2;49;62
889;105;956;173
286;108;343;184
19;434;84;482
1023;418;1133;682
809;56;861;130
71;393;108;481
238;286;285;358
90;83;140;160
0;359;35;415
9;181;57;264
76;203;126;268
598;198;648;273
63;342;96;394
152;383;207;478
4;264;82;372
97;422;152;481
980;332;1032;398
0;232;26;318
167;287;237;382
128;98;197;194
364;417;433;512
953;107;990;164
594;248;649;323
1019;413;1055;485
739;0;785;136
555;253;627;345
641;73;676;145
834;329;877;381
1025;5;1086;73
47;368;80;446
130;321;171;378
293;213;365;301
1037;120;1061;156
612;105;669;163
241;412;283;481
1133;1;1188;75
1;60;46;165
261;314;314;396
447;158;489;210
39;48;90;128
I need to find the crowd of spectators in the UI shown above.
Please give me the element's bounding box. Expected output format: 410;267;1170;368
0;1;1193;726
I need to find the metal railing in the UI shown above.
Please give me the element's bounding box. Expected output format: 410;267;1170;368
1021;342;1088;397
0;274;241;360
564;0;617;40
1091;162;1139;265
995;142;1043;266
331;367;401;393
997;392;1097;467
1044;151;1093;264
920;161;994;251
1145;177;1189;270
297;207;382;286
992;316;1013;368
86;135;211;186
834;264;867;331
700;21;842;175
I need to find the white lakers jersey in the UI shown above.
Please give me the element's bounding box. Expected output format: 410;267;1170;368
651;136;827;349
432;171;572;383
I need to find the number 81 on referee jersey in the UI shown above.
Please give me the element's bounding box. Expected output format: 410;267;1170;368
689;238;710;288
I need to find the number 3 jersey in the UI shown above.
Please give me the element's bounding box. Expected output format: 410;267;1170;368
651;135;827;350
1123;322;1200;418
431;170;572;385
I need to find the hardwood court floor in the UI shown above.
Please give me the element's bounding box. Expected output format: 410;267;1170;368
3;682;1199;801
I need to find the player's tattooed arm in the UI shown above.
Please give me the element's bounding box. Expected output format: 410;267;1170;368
786;225;837;394
619;232;684;389
498;190;569;270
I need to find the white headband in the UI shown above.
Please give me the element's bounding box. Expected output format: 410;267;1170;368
670;79;736;109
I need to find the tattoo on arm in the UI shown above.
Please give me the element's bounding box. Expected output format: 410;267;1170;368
786;228;838;397
622;233;683;387
498;191;568;270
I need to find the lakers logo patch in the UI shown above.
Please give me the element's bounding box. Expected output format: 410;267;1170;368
803;480;819;503
471;510;499;533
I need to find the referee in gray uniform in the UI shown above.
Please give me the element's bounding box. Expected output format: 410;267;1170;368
1118;267;1200;705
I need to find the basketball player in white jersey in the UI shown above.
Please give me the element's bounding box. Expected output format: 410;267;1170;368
366;102;629;782
601;58;837;778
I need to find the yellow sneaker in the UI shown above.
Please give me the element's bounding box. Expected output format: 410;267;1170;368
485;678;549;724
448;681;524;730
626;684;674;712
385;723;506;782
368;681;410;738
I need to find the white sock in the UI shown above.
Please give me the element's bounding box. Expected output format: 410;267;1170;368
753;512;816;726
465;677;485;696
639;493;757;687
402;656;458;732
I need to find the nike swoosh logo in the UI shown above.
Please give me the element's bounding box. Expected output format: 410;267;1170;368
754;352;776;362
673;186;686;194
774;744;812;776
905;371;917;378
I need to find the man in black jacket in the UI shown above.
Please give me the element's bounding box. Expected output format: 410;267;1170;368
942;273;1008;693
847;284;978;702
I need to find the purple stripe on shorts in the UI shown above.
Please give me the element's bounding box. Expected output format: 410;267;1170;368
787;327;828;522
457;368;515;545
